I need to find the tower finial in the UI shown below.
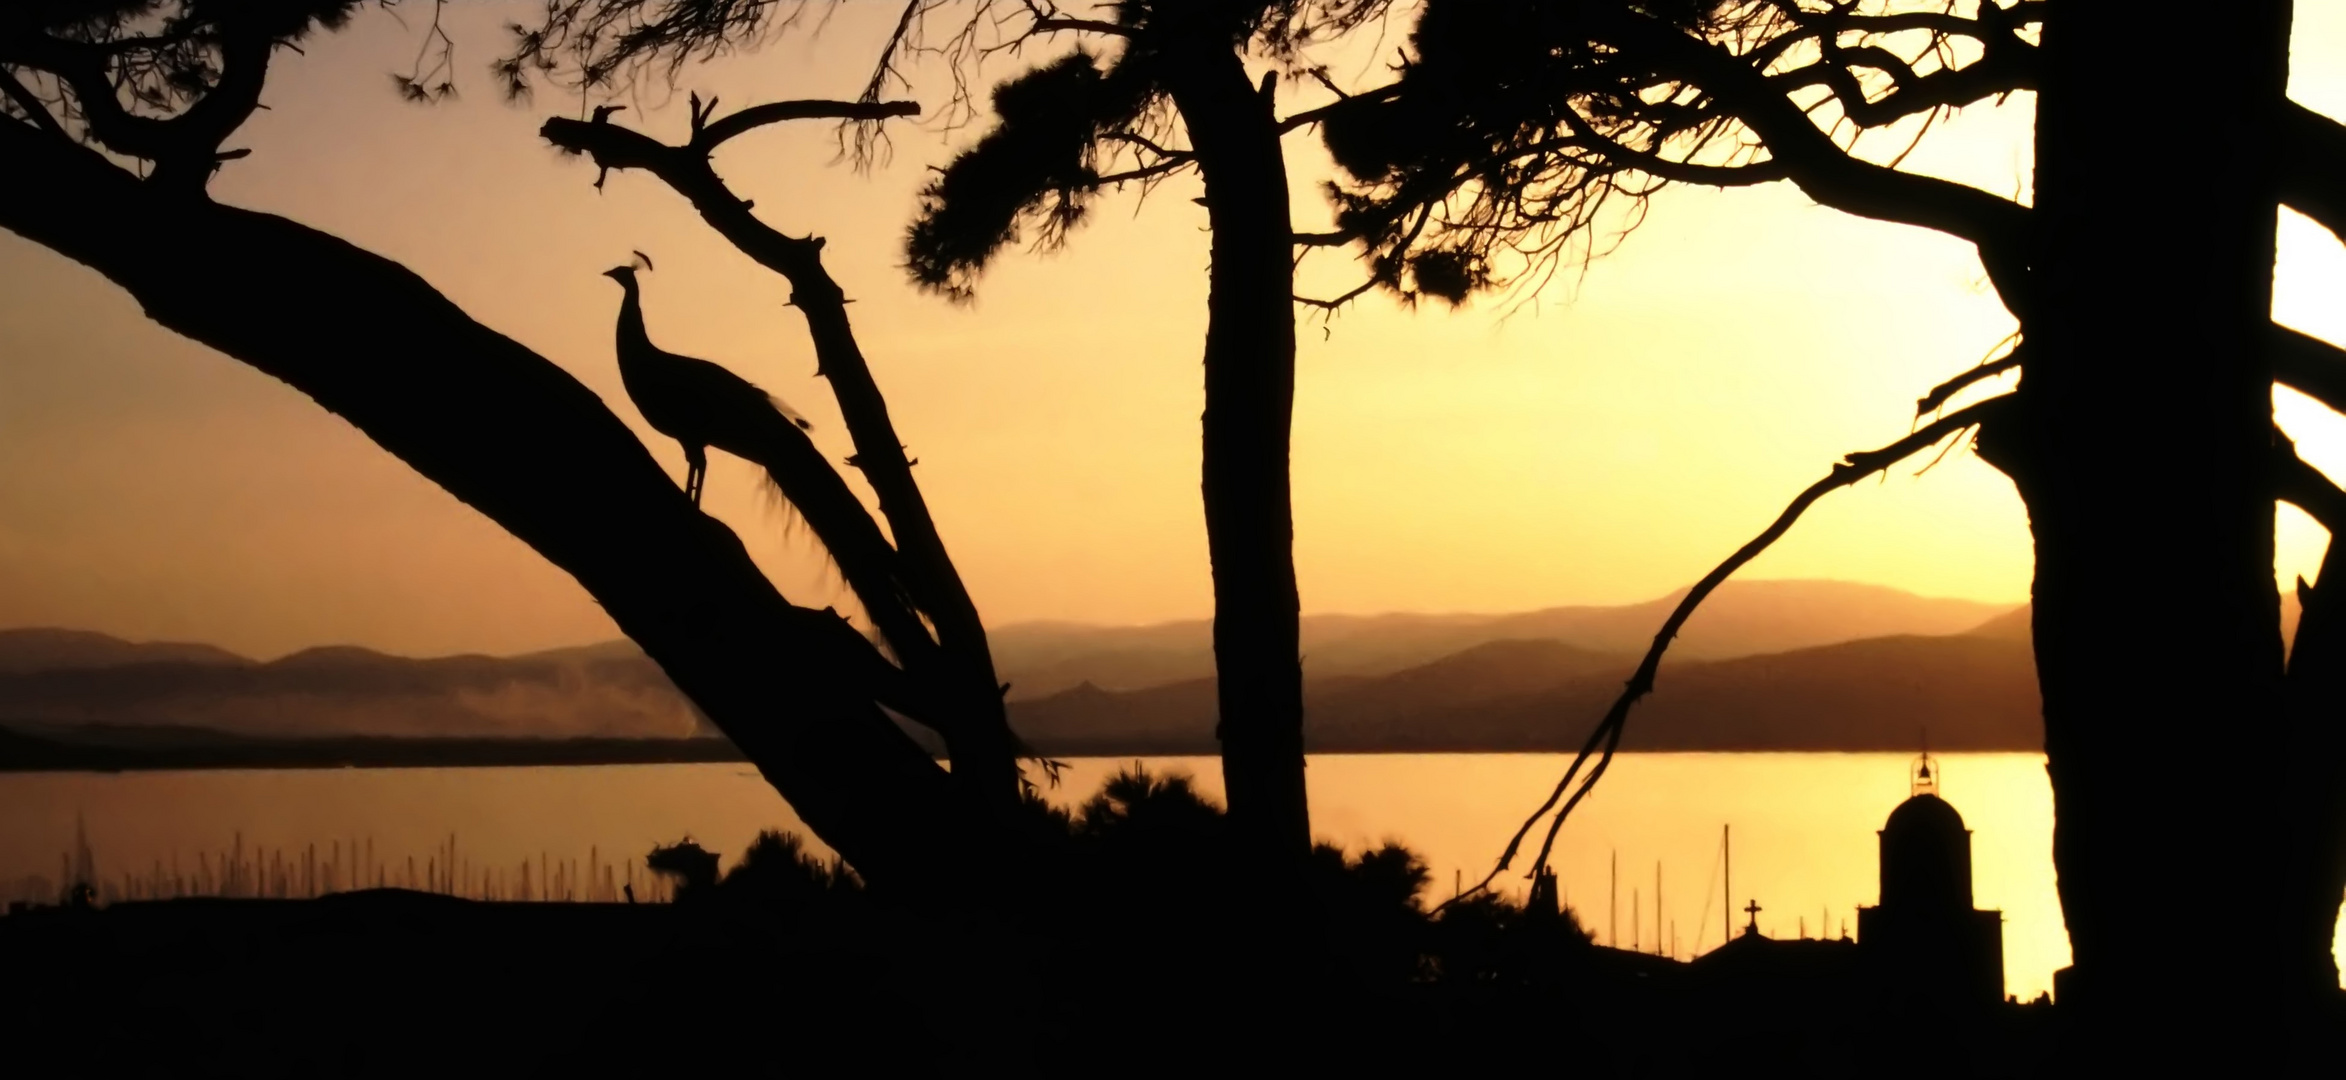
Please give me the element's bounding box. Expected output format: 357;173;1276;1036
1911;728;1937;797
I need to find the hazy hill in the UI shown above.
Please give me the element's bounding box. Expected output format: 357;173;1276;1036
0;628;248;675
1968;592;2304;648
0;632;706;740
990;580;2014;699
1007;622;2042;755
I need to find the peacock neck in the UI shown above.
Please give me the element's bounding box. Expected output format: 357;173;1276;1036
614;280;648;348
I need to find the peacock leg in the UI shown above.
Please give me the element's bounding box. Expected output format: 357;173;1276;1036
683;444;708;506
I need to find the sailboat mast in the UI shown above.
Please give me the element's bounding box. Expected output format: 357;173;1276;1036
1722;824;1732;944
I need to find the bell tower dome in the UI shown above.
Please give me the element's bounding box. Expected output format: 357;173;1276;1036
1878;752;1974;913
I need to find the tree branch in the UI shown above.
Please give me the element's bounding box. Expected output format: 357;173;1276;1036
2272;325;2346;417
1917;348;2024;416
1294;278;1376;311
1559;115;1790;188
1453;392;2016;905
1275;82;1399;135
1909;323;2346;430
1765;0;2039;130
2282;100;2346;244
1090;156;1193;187
696;98;920;152
2278;440;2346;534
1596;8;2033;314
146;17;273;189
1031;17;1128;37
10;35;182;162
0;68;69;142
10;19;274;190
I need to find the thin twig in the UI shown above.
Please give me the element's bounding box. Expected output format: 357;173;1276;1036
1916;347;2023;416
1294;278;1378;311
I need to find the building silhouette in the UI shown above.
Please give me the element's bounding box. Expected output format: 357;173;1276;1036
1855;752;2004;1006
1687;752;2004;1012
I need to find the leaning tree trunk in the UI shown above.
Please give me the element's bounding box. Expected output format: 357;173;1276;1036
0;123;978;898
2021;1;2296;1054
1158;43;1311;863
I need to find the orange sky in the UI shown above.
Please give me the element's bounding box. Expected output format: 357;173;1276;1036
4;3;2345;659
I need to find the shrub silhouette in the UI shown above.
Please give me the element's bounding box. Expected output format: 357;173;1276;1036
718;830;864;920
645;838;720;900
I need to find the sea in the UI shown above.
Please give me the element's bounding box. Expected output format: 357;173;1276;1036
5;752;2341;1001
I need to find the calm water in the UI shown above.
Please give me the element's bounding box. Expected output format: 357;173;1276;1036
5;753;2338;1000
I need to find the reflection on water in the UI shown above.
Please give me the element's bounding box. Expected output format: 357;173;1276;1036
3;753;2339;1000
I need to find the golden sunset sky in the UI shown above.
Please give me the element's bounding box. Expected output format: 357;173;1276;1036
4;3;2345;659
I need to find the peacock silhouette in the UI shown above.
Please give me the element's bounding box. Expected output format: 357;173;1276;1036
602;251;812;506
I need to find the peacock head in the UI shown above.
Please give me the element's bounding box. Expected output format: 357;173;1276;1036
601;250;655;286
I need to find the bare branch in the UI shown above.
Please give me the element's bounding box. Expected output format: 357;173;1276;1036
1090;156;1193;187
1275;81;1398;134
698;98;921;151
1102;129;1181;160
1917;348;2025;416
1450;391;2017;906
2273;325;2346;418
9;16;275;190
2278;436;2346;533
2283;100;2346;244
1032;17;1127;37
1559;114;1790;188
1294;278;1377;311
1598;9;2030;290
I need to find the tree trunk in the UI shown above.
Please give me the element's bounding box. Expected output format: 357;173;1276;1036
2287;538;2346;1000
2022;0;2296;1050
1159;44;1311;862
0;125;977;897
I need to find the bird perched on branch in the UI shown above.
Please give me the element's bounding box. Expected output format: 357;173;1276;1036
602;252;811;506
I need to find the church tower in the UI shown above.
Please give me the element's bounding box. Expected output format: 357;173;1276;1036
1855;752;2004;1006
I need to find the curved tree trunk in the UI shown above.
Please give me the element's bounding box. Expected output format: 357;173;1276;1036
2021;1;2297;1054
1159;43;1311;863
0;123;977;898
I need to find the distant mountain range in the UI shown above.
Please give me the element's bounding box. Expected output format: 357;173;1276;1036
1008;631;2042;755
0;631;708;741
988;579;2013;698
0;581;2053;764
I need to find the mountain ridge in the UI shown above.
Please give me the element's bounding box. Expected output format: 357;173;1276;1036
988;580;2017;698
1006;629;2042;755
0;581;2025;751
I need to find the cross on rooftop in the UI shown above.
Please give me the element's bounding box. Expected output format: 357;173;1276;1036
1743;898;1763;936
